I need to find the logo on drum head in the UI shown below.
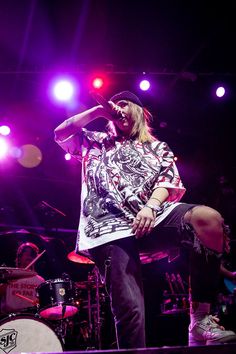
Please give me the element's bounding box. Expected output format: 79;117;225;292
59;288;65;296
0;329;18;353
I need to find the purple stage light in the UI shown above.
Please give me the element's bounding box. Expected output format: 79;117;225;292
139;79;150;91
0;125;11;136
52;79;75;102
0;137;9;159
216;86;225;98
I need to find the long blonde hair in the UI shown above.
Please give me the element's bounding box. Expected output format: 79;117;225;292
107;102;156;143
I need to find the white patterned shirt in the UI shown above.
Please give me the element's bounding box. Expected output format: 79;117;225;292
56;129;186;252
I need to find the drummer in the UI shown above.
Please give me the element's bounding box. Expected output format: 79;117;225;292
0;242;45;314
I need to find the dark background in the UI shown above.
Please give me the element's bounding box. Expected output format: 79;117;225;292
0;0;236;348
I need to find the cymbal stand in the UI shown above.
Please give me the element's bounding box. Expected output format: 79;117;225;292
92;266;102;349
87;273;93;341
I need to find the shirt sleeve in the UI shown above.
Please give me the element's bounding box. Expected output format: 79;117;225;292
55;128;108;162
152;141;186;202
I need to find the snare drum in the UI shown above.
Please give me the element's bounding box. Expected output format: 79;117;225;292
0;313;63;352
37;278;78;320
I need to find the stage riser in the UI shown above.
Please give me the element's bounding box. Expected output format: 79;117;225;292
21;343;236;354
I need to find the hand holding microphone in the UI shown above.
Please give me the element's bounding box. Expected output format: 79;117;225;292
90;91;126;121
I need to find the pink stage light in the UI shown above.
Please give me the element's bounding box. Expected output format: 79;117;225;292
52;79;75;102
139;79;151;91
92;77;104;89
0;125;11;136
216;86;225;98
0;137;9;159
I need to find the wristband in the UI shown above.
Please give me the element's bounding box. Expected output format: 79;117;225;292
145;203;162;214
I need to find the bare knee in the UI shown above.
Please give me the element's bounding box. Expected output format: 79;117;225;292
184;206;224;253
184;205;223;227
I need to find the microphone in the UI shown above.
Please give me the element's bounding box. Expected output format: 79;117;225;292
90;91;125;120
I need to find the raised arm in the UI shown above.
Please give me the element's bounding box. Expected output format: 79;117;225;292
54;105;112;142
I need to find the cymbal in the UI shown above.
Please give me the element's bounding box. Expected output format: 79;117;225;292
139;250;168;264
75;280;103;289
0;267;37;281
0;228;37;236
0;229;48;244
67;251;94;264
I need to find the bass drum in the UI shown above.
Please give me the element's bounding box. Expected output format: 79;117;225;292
0;314;63;353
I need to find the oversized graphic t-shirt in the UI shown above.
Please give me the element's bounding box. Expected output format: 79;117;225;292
56;128;186;252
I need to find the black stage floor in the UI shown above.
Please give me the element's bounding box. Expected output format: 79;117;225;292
10;343;236;354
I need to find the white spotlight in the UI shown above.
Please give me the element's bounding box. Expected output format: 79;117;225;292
53;80;75;101
139;79;151;91
216;86;225;98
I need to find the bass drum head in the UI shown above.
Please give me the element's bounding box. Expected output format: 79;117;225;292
0;314;63;353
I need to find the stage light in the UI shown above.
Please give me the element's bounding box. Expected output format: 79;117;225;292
65;153;71;161
139;79;151;91
0;137;9;159
52;79;75;102
92;77;104;89
216;86;225;98
0;125;11;136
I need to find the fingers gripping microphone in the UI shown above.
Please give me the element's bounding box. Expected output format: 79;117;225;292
90;91;125;120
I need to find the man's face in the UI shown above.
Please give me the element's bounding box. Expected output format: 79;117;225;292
18;247;36;268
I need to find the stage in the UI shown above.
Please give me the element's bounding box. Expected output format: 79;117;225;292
1;344;234;354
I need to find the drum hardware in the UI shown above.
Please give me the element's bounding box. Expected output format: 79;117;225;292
74;267;104;349
92;267;103;349
215;292;236;316
161;291;189;314
75;280;103;289
161;272;189;315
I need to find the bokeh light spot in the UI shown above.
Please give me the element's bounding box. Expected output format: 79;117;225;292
17;144;42;168
0;125;11;136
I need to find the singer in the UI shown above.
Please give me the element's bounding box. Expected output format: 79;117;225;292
54;90;236;348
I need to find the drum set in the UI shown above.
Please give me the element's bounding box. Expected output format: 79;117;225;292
0;252;108;352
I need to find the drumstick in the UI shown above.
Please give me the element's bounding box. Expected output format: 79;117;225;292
15;293;38;305
24;250;46;270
